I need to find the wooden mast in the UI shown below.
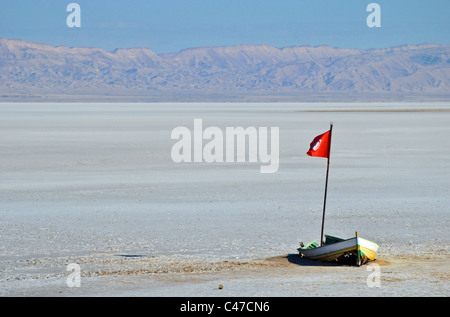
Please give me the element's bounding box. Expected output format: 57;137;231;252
320;122;333;246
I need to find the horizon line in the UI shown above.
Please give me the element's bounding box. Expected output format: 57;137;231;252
1;37;447;56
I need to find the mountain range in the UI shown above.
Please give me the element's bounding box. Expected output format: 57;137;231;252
0;38;449;101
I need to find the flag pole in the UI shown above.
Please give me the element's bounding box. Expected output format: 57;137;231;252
320;122;333;246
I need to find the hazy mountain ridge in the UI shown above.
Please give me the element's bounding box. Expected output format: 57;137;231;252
0;38;449;101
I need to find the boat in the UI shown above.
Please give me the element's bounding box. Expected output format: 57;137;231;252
298;232;379;266
300;123;379;266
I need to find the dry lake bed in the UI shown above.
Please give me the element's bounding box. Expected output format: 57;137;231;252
0;102;449;296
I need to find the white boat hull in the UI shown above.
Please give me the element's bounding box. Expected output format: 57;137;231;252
298;235;379;266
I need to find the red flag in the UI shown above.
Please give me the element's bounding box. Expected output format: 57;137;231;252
307;130;331;158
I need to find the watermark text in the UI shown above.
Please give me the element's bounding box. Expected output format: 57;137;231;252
171;119;279;173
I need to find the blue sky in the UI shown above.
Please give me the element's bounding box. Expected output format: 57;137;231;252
1;0;449;54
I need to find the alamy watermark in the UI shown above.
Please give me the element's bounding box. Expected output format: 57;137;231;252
171;119;279;173
367;3;381;28
366;262;381;288
66;263;81;288
65;3;380;29
66;3;81;28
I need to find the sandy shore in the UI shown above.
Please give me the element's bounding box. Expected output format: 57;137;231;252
0;102;449;296
2;253;448;297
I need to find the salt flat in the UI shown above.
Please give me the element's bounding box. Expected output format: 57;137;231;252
0;102;449;296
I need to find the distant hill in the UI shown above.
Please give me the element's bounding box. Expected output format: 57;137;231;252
0;38;449;102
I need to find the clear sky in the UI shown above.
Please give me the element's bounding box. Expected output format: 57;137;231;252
1;0;449;54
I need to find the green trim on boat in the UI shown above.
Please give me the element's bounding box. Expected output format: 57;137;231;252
304;241;319;249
